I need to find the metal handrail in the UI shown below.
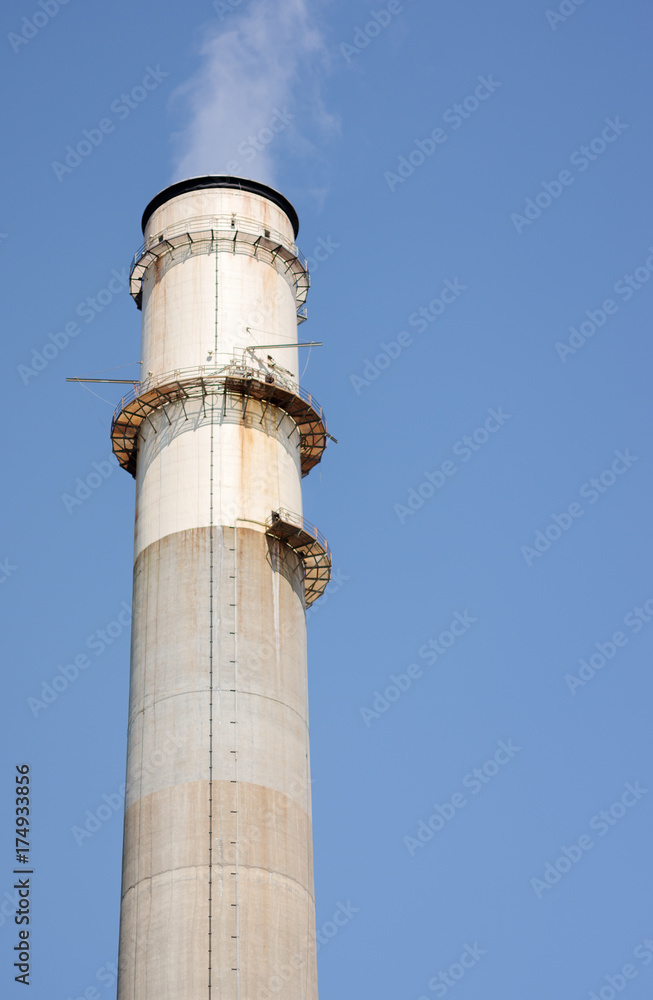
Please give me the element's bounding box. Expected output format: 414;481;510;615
111;363;324;427
131;213;308;274
268;508;330;559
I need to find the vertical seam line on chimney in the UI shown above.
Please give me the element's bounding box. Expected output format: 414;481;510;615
207;248;218;1000
234;523;240;999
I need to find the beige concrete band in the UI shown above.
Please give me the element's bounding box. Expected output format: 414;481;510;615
117;526;317;1000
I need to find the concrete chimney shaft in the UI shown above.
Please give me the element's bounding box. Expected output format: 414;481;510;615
112;177;329;1000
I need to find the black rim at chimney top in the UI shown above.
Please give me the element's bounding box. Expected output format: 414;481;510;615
141;176;300;239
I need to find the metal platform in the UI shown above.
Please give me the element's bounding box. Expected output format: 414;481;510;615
266;508;331;607
110;363;328;479
129;214;310;322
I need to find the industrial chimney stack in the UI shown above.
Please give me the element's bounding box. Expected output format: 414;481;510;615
110;176;330;1000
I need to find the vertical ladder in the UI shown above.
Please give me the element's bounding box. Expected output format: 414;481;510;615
224;526;240;996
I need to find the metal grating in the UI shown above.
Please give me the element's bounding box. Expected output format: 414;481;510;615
110;364;328;479
266;508;331;607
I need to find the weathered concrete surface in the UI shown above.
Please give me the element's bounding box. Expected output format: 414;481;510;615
133;397;303;560
117;525;317;1000
117;181;319;1000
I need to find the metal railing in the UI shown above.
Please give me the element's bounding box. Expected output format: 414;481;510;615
111;361;324;429
128;215;310;322
268;508;331;560
130;213;309;275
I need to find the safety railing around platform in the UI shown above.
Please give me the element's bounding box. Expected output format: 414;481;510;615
266;508;332;606
110;362;328;479
129;214;310;320
111;362;323;425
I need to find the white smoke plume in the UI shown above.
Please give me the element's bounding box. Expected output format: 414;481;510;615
171;0;335;186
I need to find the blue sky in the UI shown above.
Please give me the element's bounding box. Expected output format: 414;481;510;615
1;1;652;998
